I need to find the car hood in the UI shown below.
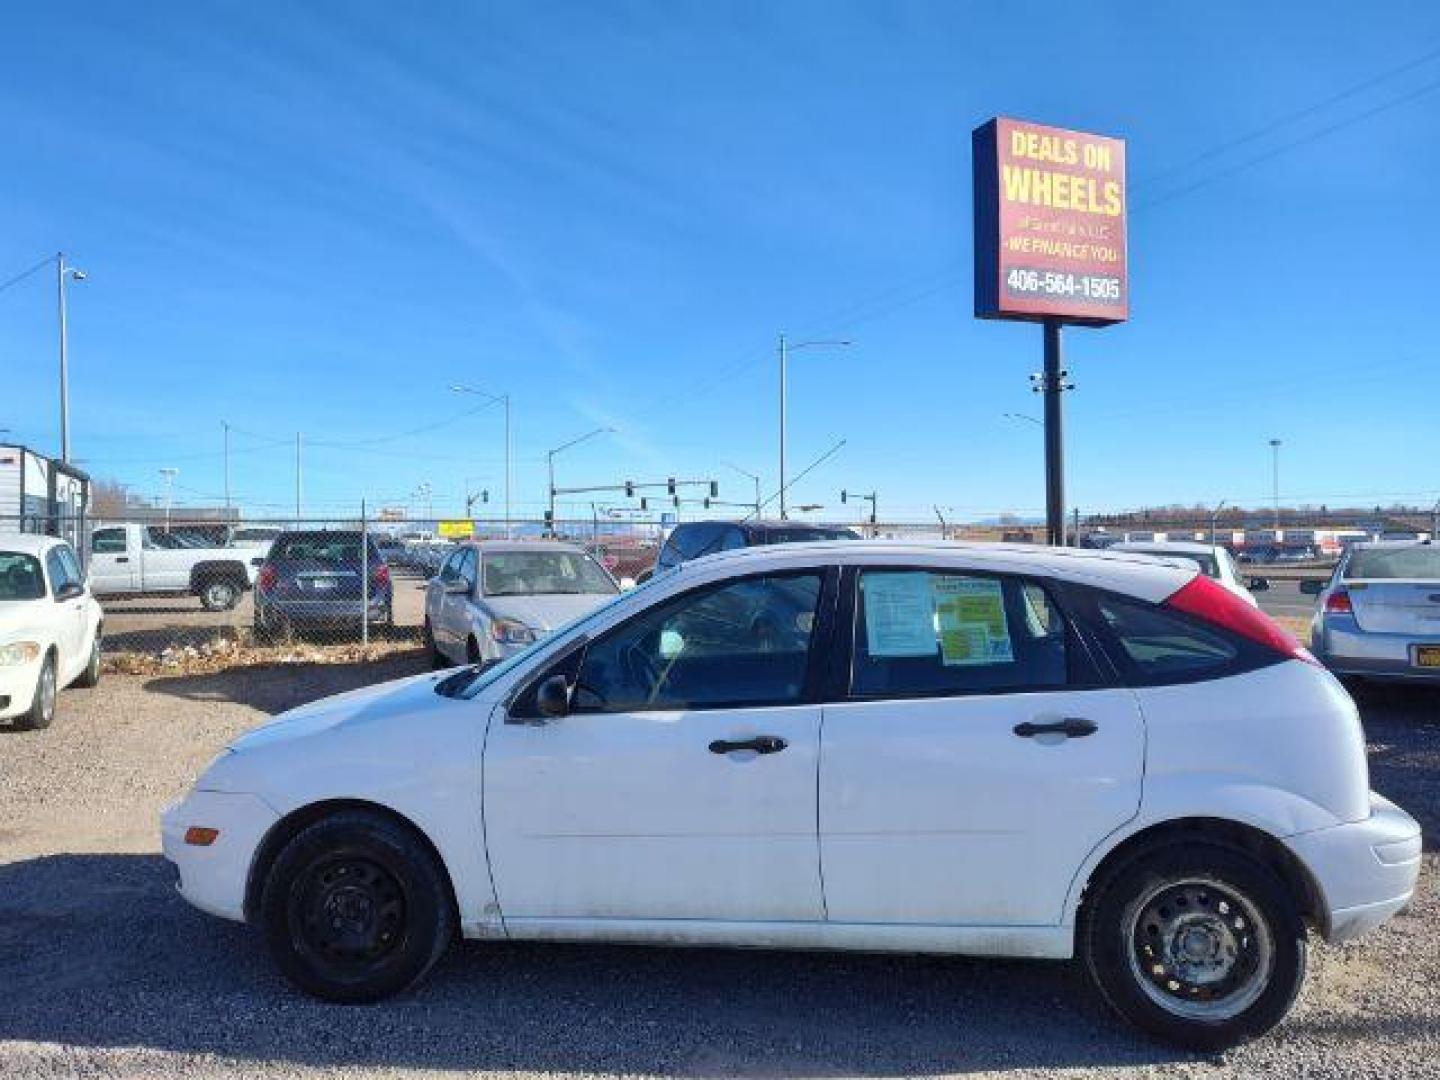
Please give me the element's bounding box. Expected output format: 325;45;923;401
482;592;614;633
226;669;451;754
0;600;49;641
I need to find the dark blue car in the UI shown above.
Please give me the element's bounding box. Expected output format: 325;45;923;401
254;530;393;641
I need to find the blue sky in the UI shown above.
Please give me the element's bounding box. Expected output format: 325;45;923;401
3;1;1440;523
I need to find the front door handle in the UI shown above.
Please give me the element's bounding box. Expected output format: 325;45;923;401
709;735;788;755
115;556;130;564
1013;717;1098;739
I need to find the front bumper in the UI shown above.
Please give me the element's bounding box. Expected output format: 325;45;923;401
161;789;279;923
1313;615;1440;681
1284;792;1422;943
0;657;42;719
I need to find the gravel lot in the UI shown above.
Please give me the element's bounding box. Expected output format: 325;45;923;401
0;660;1436;1079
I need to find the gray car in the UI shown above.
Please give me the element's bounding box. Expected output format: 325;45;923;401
1306;540;1440;682
423;540;621;667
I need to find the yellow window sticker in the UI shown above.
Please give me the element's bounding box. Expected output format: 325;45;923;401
933;576;1013;666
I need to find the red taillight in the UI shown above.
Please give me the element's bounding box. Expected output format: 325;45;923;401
1164;573;1318;666
257;565;277;592
373;564;390;588
1324;590;1352;614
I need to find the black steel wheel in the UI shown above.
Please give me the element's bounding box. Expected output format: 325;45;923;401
261;811;455;1003
1082;842;1305;1050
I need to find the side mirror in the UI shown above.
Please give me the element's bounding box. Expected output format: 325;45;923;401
535;674;572;719
619;576;637;591
1248;577;1270;591
1299;578;1325;596
55;582;84;602
444;577;470;595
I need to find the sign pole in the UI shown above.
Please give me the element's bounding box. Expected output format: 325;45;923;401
1043;320;1065;546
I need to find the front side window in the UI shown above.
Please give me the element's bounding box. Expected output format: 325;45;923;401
91;528;127;554
459;548;479;592
0;553;46;600
1095;593;1238;680
851;570;1070;697
571;571;824;712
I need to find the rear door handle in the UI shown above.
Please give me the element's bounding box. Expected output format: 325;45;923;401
709;735;788;755
1013;717;1097;739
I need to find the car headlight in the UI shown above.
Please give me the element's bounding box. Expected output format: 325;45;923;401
490;618;536;645
0;641;42;667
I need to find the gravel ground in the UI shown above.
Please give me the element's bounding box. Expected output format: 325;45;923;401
0;662;1436;1079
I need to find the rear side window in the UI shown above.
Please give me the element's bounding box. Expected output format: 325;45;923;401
850;570;1071;697
1094;594;1238;680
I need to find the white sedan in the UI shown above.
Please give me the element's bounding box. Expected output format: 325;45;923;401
1111;540;1263;607
163;540;1419;1049
422;540;621;667
0;534;103;730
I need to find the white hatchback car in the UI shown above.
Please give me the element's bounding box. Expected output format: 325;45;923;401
0;534;103;729
422;540;620;667
163;541;1419;1049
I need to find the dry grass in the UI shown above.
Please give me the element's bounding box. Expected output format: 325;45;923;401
103;631;424;676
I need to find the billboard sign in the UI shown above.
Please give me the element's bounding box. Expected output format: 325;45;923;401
437;519;475;539
973;118;1128;325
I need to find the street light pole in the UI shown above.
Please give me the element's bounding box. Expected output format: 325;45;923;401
222;421;231;516
1269;439;1282;532
778;334;852;520
56;253;87;463
546;427;613;536
723;462;762;518
450;386;512;538
159;468;178;532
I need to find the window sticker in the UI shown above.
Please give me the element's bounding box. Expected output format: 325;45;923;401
934;576;1014;666
862;572;938;657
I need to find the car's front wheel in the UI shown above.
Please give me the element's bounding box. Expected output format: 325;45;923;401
260;810;456;1003
14;652;57;731
1081;842;1306;1051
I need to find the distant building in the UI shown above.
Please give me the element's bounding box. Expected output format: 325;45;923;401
0;443;90;548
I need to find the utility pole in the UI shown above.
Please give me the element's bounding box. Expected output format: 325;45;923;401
449;386;512;538
1269;439;1282;532
159;467;178;532
222;421;231;516
546;427;612;536
56;253;87;463
295;433;303;519
1210;499;1227;547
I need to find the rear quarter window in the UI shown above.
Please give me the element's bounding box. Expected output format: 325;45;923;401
1091;592;1246;683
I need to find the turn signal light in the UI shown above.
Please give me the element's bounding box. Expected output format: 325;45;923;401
1325;590;1353;614
184;827;220;847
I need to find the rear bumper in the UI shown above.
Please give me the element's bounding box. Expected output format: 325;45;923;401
256;596;391;623
1284;792;1422;943
1312;617;1440;680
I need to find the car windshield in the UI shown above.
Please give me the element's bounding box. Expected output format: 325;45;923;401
1346;546;1440;580
1130;548;1219;577
0;553;46;601
272;535;365;565
482;551;617;596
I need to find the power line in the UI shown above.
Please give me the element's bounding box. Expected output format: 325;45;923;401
0;255;54;299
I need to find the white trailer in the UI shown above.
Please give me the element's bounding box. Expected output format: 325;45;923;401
0;444;90;550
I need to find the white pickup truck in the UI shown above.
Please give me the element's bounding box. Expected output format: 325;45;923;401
88;524;262;610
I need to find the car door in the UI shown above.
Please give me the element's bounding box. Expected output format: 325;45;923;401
438;548;479;658
483;567;835;926
44;548;87;681
818;565;1145;927
88;527;136;594
428;549;466;656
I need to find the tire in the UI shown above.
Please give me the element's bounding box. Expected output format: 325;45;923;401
423;619;446;670
200;578;242;611
1081;842;1306;1051
14;653;58;731
74;632;101;688
466;637;482;666
260;810;456;1004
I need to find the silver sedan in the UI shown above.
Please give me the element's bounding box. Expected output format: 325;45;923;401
1307;540;1440;682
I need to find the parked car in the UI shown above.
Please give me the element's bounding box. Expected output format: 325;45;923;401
163;540;1420;1049
1306;539;1440;682
89;523;259;611
1111;540;1264;606
253;530;392;641
639;519;858;582
423;540;620;667
0;534;102;730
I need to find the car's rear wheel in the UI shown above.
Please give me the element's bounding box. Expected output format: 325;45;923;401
74;632;101;688
200;578;242;611
1081;843;1305;1051
260;811;455;1003
14;653;57;731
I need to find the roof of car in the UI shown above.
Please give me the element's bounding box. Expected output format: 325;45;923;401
669;538;1195;603
0;532;68;556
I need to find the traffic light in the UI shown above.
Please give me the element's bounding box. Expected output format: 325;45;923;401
624;480;634;498
667;477;676;495
543;509;554;529
703;497;711;509
639;497;649;511
841;489;849;503
481;489;489;503
709;480;718;498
